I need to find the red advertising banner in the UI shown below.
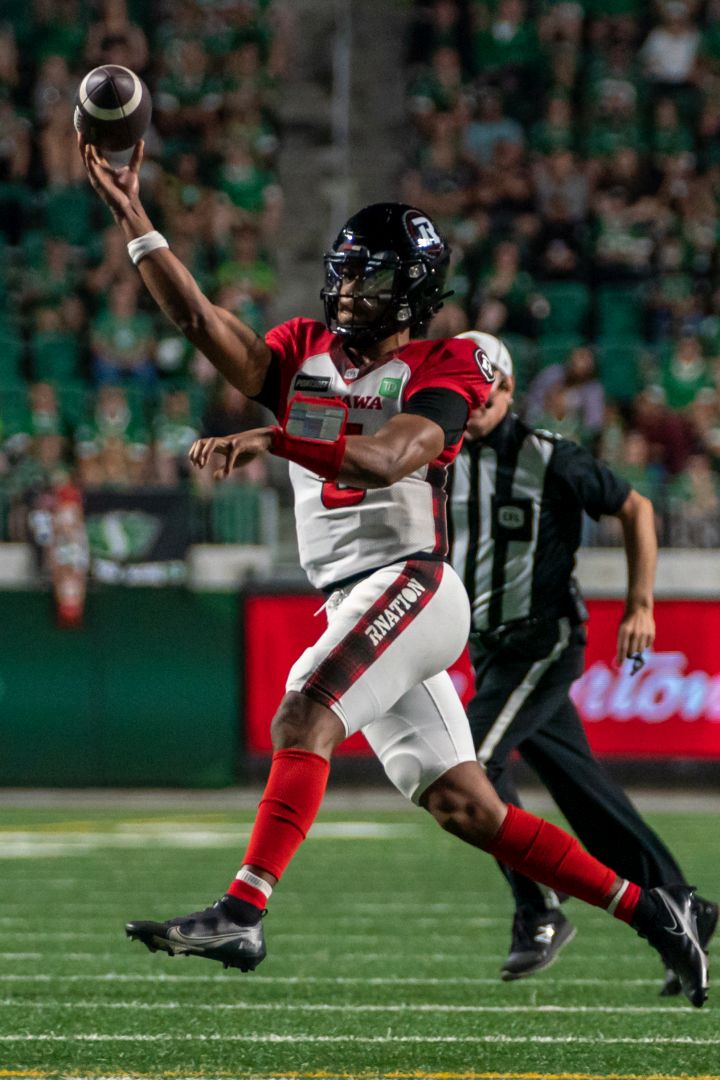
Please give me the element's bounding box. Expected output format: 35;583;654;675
242;594;720;758
573;599;720;757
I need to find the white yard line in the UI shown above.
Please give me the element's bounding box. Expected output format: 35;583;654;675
0;822;420;857
0;973;669;985
0;1033;717;1045
0;999;698;1014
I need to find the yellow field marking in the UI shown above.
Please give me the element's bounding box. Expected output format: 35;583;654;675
0;821;100;834
3;1071;720;1080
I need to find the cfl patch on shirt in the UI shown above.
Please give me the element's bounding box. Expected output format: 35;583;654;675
491;497;534;542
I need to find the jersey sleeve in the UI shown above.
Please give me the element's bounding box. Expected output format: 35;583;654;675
549;439;631;521
256;317;323;419
402;387;469;446
404;337;494;412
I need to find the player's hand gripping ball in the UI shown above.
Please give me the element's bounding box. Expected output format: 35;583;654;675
74;65;151;152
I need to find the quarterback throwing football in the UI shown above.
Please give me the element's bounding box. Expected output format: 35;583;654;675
79;136;708;1006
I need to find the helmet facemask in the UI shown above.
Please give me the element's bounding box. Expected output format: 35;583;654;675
322;247;413;346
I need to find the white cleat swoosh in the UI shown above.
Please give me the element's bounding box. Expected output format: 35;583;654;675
167;927;249;947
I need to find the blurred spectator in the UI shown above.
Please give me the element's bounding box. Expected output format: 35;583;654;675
632;386;694;474
85;0;149;72
20;237;81;316
530;95;575;156
687;387;720;472
401;112;476;223
90;279;156;391
659;334;715;409
533;149;589;224
613;430;663;504
3;383;67;465
215;138;283;235
592;187;655;284
153;388;201;487
525;345;605;441
408;45;467;125
75;385;149;489
473;240;542;335
640;1;701;91
33;0;87;64
38;99;86;188
534;382;585;443
667;453;720;544
461;88;525;167
652;97;695;165
155;38;224;147
86;228;133;300
4;386;72;539
33;55;74;125
469;0;542;117
213;221;277;333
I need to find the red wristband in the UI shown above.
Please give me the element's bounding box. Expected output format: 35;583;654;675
270;427;347;480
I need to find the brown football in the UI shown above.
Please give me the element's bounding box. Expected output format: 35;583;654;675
74;65;151;152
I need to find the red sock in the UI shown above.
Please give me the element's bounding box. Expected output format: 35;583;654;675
227;748;330;909
487;804;641;923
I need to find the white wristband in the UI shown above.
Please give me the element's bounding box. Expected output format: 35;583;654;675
127;230;169;265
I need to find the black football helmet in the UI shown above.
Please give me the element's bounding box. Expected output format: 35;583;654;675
321;202;451;346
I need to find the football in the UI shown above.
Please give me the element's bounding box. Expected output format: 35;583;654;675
74;65;152;153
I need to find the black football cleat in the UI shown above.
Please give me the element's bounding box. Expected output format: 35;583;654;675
126;897;266;971
635;885;709;1007
500;907;577;981
660;895;717;997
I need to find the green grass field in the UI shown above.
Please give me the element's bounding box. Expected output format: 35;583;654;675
0;797;718;1080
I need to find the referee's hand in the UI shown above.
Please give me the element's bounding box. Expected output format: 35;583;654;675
616;606;655;667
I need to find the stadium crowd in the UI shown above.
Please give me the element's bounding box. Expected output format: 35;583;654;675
409;0;720;544
0;0;288;542
1;0;720;547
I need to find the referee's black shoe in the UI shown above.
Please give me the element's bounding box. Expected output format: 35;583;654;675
126;896;266;971
634;885;709;1008
500;907;576;981
660;895;717;998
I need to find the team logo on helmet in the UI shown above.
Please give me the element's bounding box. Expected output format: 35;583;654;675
474;347;495;383
402;210;445;256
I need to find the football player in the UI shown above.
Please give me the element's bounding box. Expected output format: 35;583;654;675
79;136;709;1007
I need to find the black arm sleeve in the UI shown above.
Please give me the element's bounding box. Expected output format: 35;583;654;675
549;439;631;520
248;352;281;418
403;387;469;447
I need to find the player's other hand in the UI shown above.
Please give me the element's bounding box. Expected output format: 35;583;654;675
616;605;655;667
189;428;275;479
78;135;144;220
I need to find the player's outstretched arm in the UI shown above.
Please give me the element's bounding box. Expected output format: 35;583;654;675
188;413;445;487
614;488;657;664
78;137;272;397
337;414;445;488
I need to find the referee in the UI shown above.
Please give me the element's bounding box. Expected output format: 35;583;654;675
449;331;717;990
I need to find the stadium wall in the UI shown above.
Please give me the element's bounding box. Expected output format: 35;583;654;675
0;590;238;787
2;549;719;788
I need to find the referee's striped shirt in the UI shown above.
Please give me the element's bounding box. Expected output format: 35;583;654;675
448;412;630;632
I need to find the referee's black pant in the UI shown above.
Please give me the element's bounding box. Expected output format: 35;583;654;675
467;616;686;914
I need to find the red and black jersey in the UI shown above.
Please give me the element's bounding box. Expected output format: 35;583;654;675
257;318;493;589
